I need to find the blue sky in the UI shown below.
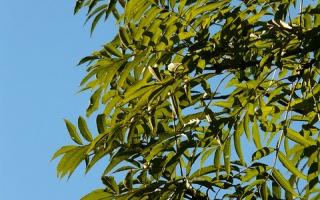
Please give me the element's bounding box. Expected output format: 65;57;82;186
0;1;116;199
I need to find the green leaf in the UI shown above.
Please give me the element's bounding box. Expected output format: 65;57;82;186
52;145;78;160
247;6;268;24
214;146;221;178
64;119;83;145
77;55;98;66
234;124;244;164
214;100;233;108
113;166;137;173
74;0;84;14
304;13;312;30
117;56;142;88
243;114;251;140
104;96;121;116
243;179;265;197
278;151;307;180
285;128;314;146
102;90;117;104
57;146;88;178
260;182;268;200
105;0;117;21
103;150;135;175
103;43;122;57
241;165;271;182
190;166;217;179
177;31;196;40
119;27;132;48
85;139;110;173
122;85;156;105
81;189;114;200
307;162;319;191
178;0;187;13
86;88;103;117
223;138;231;177
96;114;106;134
200;148;215;167
78;116;93;142
101;176;119;194
252;147;275;161
134;6;161;41
272;180;281;199
144;137;176;162
252;118;262;149
314;14;320;27
85;4;108;24
80;68;98;87
190;1;228;19
272;169;299;198
197;59;206;70
87;0;98;14
90;10;105;35
285;175;296;200
169;0;175;10
124;170;133;190
260;54;272;67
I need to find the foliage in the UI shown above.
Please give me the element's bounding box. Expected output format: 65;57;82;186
54;0;320;199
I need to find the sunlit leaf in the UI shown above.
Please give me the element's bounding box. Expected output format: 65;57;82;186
252;147;275;161
78;116;93;142
278;151;307;180
101;176;119;194
272;169;299;197
64;119;83;145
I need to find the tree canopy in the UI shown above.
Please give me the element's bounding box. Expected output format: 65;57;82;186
54;0;320;199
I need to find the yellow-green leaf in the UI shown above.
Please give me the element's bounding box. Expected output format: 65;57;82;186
214;146;222;178
241;165;271;182
272;169;299;198
243;113;250;140
278;151;307;180
81;189;114;200
102;176;119;194
52;145;78;160
177;31;196;40
286;128;314;146
261;182;268;200
78;116;93;142
234;124;244;164
64;119;83;145
86;88;103;117
223;138;231;177
104;43;122;57
119;27;132;48
252;118;262;149
243;179;265;196
252;147;275;161
169;0;175;9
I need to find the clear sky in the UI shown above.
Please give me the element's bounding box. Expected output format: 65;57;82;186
0;1;116;199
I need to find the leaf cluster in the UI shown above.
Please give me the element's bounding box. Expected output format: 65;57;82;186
54;0;320;199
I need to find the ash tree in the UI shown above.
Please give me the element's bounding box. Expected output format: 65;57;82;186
53;0;320;199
